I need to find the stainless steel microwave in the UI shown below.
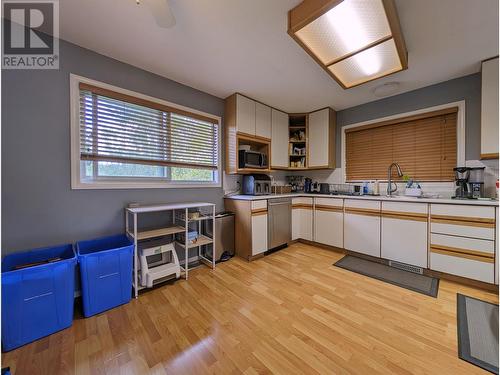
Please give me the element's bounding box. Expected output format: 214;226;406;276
238;150;268;169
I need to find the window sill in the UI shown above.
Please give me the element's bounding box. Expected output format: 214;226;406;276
72;180;221;190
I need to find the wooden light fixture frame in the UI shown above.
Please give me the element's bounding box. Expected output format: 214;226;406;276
288;0;408;89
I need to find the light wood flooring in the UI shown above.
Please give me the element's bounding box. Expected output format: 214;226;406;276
2;243;498;374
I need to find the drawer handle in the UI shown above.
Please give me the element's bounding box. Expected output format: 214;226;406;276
292;204;313;210
345;208;380;217
382;211;427;222
431;215;495;228
24;291;53;301
430;245;494;263
315;205;343;212
251;208;267;216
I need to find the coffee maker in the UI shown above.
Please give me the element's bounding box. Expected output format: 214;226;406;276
453;167;471;199
468;167;485;198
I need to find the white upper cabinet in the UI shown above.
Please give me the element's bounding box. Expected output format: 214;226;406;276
481;57;499;159
255;102;272;139
271;109;289;168
308;108;335;169
236;94;256;136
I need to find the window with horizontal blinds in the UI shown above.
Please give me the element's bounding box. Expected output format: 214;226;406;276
345;107;458;182
79;83;219;171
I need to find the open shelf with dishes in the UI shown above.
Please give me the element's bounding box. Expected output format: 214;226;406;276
288;114;308;169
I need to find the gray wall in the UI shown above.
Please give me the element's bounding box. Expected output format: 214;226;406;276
2;40;225;253
336;73;482;163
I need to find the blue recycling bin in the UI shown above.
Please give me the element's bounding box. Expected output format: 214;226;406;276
76;234;134;317
2;244;77;351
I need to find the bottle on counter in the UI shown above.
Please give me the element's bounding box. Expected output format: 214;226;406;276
373;180;380;195
362;181;368;195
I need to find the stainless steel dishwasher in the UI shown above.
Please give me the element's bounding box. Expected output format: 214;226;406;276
268;198;291;249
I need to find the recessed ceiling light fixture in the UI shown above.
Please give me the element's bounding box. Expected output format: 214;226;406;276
288;0;408;89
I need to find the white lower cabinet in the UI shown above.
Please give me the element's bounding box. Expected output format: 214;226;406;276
430;232;494;283
344;199;381;257
430;231;495;283
496;207;499;285
292;198;313;241
381;202;428;268
314;198;343;248
251;200;268;255
430;203;496;283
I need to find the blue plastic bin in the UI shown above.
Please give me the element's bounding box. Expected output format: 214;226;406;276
76;234;134;317
1;244;77;352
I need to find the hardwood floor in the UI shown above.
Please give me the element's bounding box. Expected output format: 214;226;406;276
3;243;498;374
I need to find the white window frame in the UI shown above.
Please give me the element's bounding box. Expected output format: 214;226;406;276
341;100;466;183
70;74;222;189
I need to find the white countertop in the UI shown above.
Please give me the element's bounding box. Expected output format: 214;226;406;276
224;193;499;206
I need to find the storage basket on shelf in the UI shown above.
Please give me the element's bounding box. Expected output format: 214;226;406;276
76;234;134;317
1;244;77;352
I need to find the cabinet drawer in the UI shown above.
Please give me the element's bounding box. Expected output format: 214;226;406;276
314;197;343;212
430;251;494;283
345;199;380;217
382;202;428;222
430;204;495;219
430;204;495;240
251;200;267;211
292;197;313;208
430;233;494;256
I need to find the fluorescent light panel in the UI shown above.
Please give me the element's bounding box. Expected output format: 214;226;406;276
289;0;407;88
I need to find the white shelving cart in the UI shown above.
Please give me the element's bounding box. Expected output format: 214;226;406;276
125;202;216;298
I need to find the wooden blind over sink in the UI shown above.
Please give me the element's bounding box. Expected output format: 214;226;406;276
345;107;458;182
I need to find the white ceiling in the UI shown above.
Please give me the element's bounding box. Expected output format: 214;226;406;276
60;0;499;112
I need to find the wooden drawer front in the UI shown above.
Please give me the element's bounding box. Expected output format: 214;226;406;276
345;199;380;217
430;252;494;283
251;200;267;216
314;197;343;207
430;233;494;258
292;197;313;209
382;201;428;222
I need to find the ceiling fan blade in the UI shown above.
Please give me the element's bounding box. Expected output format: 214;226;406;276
147;0;176;28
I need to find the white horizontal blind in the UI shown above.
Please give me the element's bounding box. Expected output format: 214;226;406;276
79;84;218;170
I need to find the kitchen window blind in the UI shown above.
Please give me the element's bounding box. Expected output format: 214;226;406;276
79;83;219;171
345;107;458;182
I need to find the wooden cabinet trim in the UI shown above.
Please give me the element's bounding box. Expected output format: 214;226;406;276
292;204;313;210
480;153;499;160
345;207;381;217
381;210;428;222
430;246;495;263
431;215;495;228
315;205;343;212
251;208;268;216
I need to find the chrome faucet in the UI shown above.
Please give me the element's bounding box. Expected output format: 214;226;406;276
387;163;403;196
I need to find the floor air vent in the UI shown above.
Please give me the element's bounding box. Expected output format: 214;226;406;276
388;261;423;274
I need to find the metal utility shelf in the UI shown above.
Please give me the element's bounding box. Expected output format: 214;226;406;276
126;225;185;240
125;202;216;298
